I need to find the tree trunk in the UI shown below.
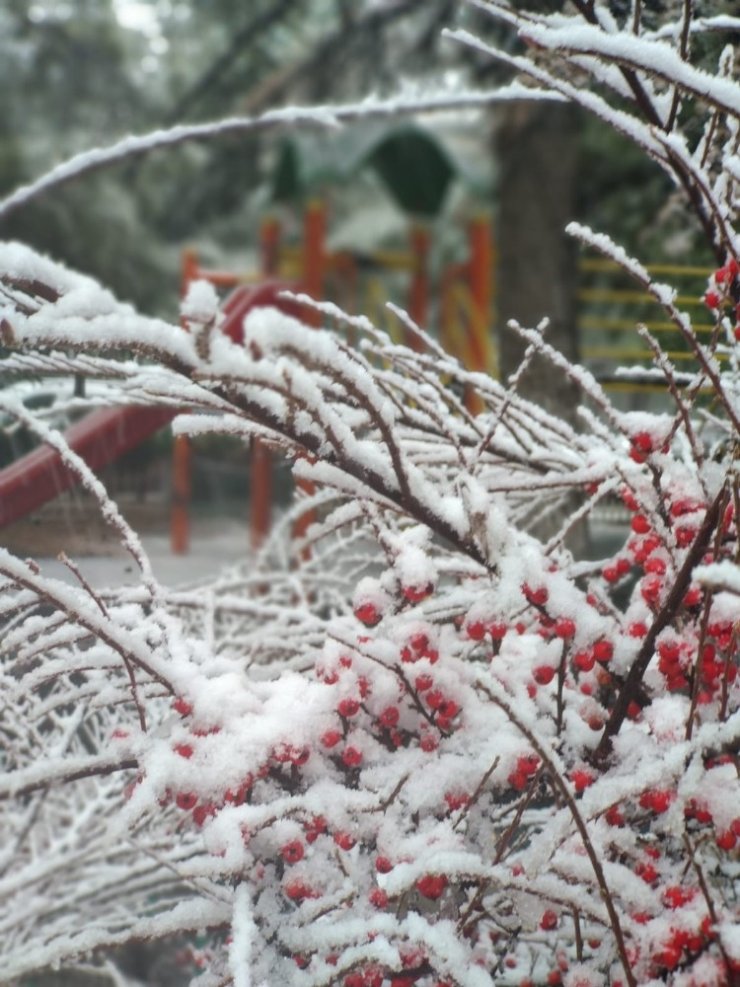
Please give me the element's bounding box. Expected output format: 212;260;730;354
494;101;581;422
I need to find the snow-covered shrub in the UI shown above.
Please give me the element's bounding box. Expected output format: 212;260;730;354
0;4;738;986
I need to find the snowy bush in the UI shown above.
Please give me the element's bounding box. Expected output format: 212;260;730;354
0;3;738;986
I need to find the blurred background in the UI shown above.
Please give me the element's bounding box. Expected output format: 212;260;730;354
0;0;725;567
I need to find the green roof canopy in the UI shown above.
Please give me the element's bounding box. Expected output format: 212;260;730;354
269;122;472;218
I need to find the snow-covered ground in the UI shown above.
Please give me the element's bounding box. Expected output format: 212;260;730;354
34;520;253;588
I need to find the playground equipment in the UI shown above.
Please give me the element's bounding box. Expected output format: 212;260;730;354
0;406;175;530
0;124;502;553
174;202;495;553
0;195;493;555
0;114;715;557
577;259;719;392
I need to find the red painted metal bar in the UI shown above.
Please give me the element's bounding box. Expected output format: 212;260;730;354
0;280;302;535
0;406;175;529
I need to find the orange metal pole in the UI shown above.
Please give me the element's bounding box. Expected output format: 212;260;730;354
292;200;327;556
260;216;281;277
407;224;430;350
465;215;493;414
170;434;192;554
250;437;272;551
181;247;200;289
302;199;326;326
250;218;284;550
172;249;198;553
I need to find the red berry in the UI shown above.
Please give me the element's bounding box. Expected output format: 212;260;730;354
415;673;433;691
437;698;460;721
426;688;446;710
640;789;674;814
641;574;663;605
192;802;216;827
175;791;197;811
636;860;659;883
321;729;342;748
675;525;696;547
375;855;393;873
621;488;640;510
416;874;447;899
342;745;363;768
716;829;737;850
172;697;193;717
554;617;576;638
662;885;694;908
655;942;682;970
517;754;540;776
284;879;314;901
632;431;653;453
573;651;595;672
593;639;613;662
403;583;432;603
540;909;558;930
644;556;666;574
524;584;548;607
409;631;429;652
354;602;380;626
304;815;327;842
631;514;651;534
337;698;360;718
281;840;305;864
369;887;388;908
333;830;356;850
444;791;470;811
571;769;594;792
174;742;194;759
533;665;556;685
378;705;400;728
508;770;529;792
466;620;486;641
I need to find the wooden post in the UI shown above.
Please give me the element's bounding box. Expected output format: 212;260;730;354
407;224;430;350
465;215;493;414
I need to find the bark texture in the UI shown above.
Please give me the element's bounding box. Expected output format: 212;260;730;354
495;101;581;422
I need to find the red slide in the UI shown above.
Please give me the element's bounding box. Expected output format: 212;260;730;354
0;281;301;530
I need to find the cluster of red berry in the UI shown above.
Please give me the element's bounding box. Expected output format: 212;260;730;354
703;257;740;340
